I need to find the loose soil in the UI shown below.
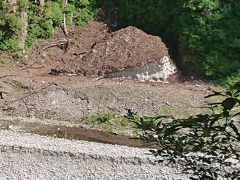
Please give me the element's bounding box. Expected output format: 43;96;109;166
59;26;171;76
0;21;220;146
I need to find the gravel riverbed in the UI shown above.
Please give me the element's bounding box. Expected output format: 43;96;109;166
0;130;188;179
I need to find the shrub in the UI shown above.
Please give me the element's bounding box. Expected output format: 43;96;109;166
132;89;240;179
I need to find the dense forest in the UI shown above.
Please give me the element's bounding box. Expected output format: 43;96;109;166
0;0;239;86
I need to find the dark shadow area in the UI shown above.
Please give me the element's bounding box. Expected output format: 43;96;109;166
96;0;181;73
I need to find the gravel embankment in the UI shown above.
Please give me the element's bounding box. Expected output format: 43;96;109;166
0;130;188;179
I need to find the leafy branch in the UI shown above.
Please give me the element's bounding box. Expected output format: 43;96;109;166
128;89;240;179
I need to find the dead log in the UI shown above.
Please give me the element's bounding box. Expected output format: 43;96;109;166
22;39;68;70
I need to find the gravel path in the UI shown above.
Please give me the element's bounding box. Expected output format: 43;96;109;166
0;130;188;179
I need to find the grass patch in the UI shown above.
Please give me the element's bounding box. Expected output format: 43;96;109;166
82;105;224;137
83;111;139;136
83;108;200;137
84;112;114;124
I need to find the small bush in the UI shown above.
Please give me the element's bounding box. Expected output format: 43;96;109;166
220;72;240;92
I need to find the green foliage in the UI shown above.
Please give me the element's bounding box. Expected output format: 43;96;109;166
220;72;240;93
0;0;97;53
84;112;114;124
19;0;29;11
119;118;129;127
72;0;97;26
83;111;138;135
181;0;240;79
133;90;240;179
51;3;63;26
114;0;240;80
75;8;96;26
0;38;19;52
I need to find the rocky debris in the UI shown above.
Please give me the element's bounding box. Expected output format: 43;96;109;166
2;78;210;122
51;26;178;83
107;56;177;83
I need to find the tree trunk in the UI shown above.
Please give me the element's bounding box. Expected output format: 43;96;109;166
63;0;69;36
8;0;18;12
39;0;44;6
8;0;17;5
8;0;29;53
19;11;28;53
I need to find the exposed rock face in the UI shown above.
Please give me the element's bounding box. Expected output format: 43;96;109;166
52;26;178;83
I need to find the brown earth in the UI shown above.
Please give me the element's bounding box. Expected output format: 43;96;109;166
61;26;171;76
0;21;220;145
47;22;175;78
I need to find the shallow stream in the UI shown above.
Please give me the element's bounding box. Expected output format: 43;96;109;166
0;118;156;148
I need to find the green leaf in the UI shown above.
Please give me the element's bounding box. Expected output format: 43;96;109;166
163;125;181;137
209;115;221;127
222;98;238;111
202;127;211;137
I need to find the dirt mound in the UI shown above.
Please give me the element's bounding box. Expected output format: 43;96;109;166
74;26;171;75
51;26;178;82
